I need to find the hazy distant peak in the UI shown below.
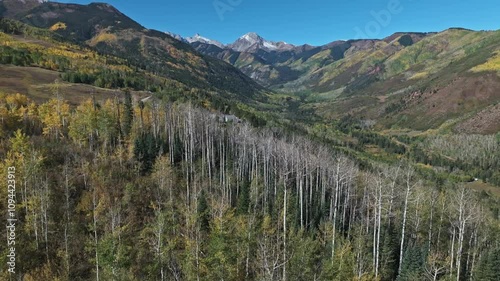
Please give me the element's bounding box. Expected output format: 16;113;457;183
186;33;225;48
165;31;188;43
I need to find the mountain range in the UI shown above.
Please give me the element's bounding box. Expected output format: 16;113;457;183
178;31;301;53
0;0;499;134
185;30;500;134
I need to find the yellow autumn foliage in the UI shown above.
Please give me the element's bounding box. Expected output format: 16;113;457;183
471;51;500;72
409;71;429;80
90;32;118;45
49;22;67;31
38;98;70;138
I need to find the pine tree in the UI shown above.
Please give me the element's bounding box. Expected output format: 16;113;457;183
475;246;500;281
197;190;210;233
381;225;399;281
123;90;133;137
397;245;425;281
236;180;250;215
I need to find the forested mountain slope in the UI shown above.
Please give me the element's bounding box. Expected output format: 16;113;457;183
8;1;268;103
0;18;274;127
0;93;499;280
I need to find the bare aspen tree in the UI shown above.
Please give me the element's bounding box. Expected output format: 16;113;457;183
428;189;438;252
39;176;50;262
282;154;289;281
373;172;383;278
424;251;449;281
398;168;417;275
449;186;479;281
331;156;355;259
63;161;72;275
386;164;401;227
83;170;100;281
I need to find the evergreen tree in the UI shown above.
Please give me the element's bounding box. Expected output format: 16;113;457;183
123;89;133;137
236;180;250;215
397;245;425;281
475;246;500;281
197;190;210;233
381;225;400;281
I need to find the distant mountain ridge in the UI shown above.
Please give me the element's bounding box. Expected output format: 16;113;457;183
181;31;434;88
187;29;500;134
183;31;298;53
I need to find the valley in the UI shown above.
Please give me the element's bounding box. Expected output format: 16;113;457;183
0;1;499;280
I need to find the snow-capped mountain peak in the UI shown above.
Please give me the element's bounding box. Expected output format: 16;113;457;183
11;0;47;3
240;32;261;43
230;32;295;53
186;34;225;48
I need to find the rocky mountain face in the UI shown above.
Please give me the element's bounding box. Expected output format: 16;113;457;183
185;31;297;53
165;31;187;43
228;32;295;53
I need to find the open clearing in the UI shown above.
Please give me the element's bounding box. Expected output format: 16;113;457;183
0;65;150;104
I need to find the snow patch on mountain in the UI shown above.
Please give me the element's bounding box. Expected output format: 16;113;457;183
165;31;187;43
263;41;278;50
186;34;225;48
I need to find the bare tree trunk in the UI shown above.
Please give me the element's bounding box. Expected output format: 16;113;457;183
283;172;288;281
375;177;382;278
283;178;287;281
64;164;71;275
88;173;100;281
450;227;455;278
42;177;50;262
332;161;341;259
399;169;413;275
428;191;436;252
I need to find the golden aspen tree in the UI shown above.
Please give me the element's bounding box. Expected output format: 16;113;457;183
38;98;70;139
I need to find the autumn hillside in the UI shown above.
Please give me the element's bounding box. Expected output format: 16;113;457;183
0;1;499;280
0;18;275;126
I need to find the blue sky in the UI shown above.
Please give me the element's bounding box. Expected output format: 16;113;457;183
56;0;500;45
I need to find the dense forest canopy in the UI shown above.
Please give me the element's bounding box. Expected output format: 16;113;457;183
0;92;499;280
